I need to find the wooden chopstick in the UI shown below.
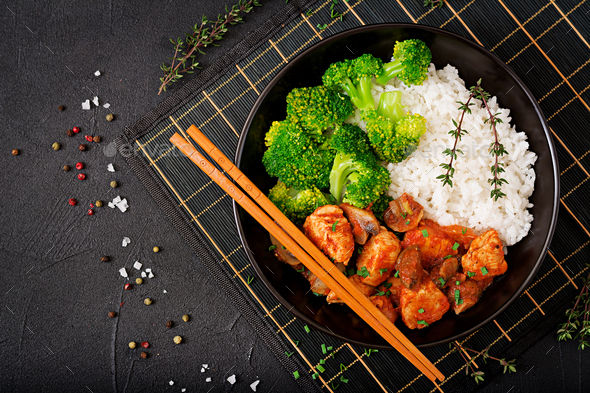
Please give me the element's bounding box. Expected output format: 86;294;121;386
169;125;444;382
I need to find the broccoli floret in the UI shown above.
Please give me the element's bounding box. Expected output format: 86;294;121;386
268;181;330;224
323;54;383;111
371;192;393;221
286;86;354;137
375;39;432;86
329;124;391;208
263;120;335;190
363;91;427;163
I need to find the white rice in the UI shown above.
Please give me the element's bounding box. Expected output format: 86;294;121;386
354;64;537;246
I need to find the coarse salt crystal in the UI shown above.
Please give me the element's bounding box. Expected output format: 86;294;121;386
94;70;101;77
103;103;111;109
108;202;116;209
250;380;260;391
117;198;128;213
206;377;211;382
82;99;91;110
113;196;122;204
163;289;167;293
119;268;128;278
148;272;154;278
141;272;147;278
169;380;174;386
107;163;115;172
92;96;99;106
122;237;131;247
133;261;142;270
201;368;205;373
227;375;236;385
145;268;152;273
181;389;186;392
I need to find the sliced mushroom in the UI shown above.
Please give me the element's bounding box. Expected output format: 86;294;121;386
339;203;380;245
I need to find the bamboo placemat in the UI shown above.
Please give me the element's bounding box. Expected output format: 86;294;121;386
116;0;590;391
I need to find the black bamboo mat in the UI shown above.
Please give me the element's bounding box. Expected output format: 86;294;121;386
116;0;590;392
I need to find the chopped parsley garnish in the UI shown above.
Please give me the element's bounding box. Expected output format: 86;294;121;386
417;320;429;326
296;267;305;273
247;276;255;284
457;298;464;305
294;340;299;347
321;344;327;354
332;221;338;232
340;364;347;372
438;277;446;286
285;351;293;357
364;348;378;356
452;242;460;251
379;268;388;276
358;247;363;254
418;308;424;314
331;382;339;390
282;245;286;249
401;212;406;219
454;289;461;305
293;371;300;379
304;325;310;333
456;280;461;285
385;290;391;297
394;271;399;278
421;229;429;237
268;245;277;251
443;255;453;259
306;9;313;16
481;267;489;275
467;271;475;278
313;292;321;296
317;364;326;373
357;266;370;278
462;227;467;234
327;346;333;351
405;220;410;225
347;269;355;277
312;372;319;379
383;282;392;288
317;23;327;30
320;359;325;364
376;290;385;296
340;375;349;383
331;257;335;262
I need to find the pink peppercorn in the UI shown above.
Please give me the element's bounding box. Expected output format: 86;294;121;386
72;126;80;134
141;341;149;348
124;283;131;290
69;198;77;206
78;173;86;180
87;209;94;216
85;135;94;142
75;162;84;170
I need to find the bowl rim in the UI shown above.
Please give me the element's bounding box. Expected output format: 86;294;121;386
233;23;560;349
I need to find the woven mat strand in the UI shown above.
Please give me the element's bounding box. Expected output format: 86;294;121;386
117;0;590;392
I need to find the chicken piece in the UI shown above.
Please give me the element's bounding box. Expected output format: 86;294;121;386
378;276;404;307
430;257;460;289
340;203;380;245
303;205;354;265
395;245;424;290
446;273;483;314
326;274;375;304
356;227;401;287
269;233;303;270
369;295;398;322
302;270;331;296
461;229;507;281
476;276;494;291
398;271;450;329
383;193;424;232
441;225;477;254
402;220;458;270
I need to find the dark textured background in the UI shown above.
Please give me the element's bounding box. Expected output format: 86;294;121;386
0;1;588;392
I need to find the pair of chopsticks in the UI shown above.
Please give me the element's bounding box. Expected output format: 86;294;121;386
169;119;445;384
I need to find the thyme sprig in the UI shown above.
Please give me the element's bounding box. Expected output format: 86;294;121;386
424;0;445;8
158;0;261;94
438;79;509;201
557;267;590;349
450;342;516;384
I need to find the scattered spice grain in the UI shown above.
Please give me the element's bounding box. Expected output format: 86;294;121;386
110;181;118;188
153;246;160;253
72;126;80;134
166;320;173;329
108;311;116;318
78;173;86;180
69;198;77;206
75;162;84;170
129;342;136;349
63;165;70;171
93;135;101;143
96;200;103;207
141;341;149;348
12;149;19;156
135;278;143;285
173;336;182;344
124;283;131;290
58;105;65;111
87;209;94;216
52;142;61;151
140;352;147;359
182;314;189;322
66;129;74;137
106;114;114;122
85;135;94;142
101;256;110;262
79;144;87;151
144;298;152;305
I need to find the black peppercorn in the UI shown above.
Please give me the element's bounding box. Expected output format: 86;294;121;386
63;165;70;171
166;320;173;329
58;105;65;111
79;144;87;151
93;136;101;143
101;256;109;262
66;129;74;137
108;311;116;318
140;352;148;359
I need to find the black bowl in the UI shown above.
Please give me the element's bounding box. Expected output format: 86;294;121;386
233;24;559;348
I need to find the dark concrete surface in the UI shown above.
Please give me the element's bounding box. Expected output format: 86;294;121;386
0;1;588;392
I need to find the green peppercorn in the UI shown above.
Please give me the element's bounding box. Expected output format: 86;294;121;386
110;181;118;188
173;336;182;344
52;142;61;151
182;314;189;322
153;246;160;253
144;298;152;305
136;278;143;285
129;342;136;349
106;114;114;122
96;200;103;207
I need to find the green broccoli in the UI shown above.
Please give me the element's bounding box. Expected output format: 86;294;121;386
322;54;383;111
371;192;393;221
375;39;432;86
268;181;330;224
363;91;427;163
262;120;335;190
286;86;354;137
329;124;391;208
